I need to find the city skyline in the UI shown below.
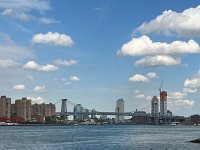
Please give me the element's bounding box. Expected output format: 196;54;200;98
0;0;200;116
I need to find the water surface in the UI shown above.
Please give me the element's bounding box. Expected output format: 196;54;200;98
0;125;200;150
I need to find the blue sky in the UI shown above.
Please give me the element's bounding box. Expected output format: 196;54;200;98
0;0;200;116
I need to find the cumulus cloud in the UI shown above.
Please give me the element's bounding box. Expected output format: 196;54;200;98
0;59;18;70
183;72;200;93
117;35;200;57
23;61;39;69
168;92;188;99
129;72;158;83
136;5;200;36
129;74;149;82
27;96;45;104
23;60;58;72
70;76;80;81
54;59;78;67
32;32;73;47
39;64;58;72
135;55;181;67
168;91;194;108
183;88;197;94
184;77;200;89
175;99;194;108
13;84;25;90
34;85;46;92
146;72;157;78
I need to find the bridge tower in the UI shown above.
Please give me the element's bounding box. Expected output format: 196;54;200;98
61;99;67;116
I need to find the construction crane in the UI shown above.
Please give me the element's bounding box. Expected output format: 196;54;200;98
159;80;164;93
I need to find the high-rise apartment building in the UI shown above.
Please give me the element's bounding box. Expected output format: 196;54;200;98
73;104;83;121
0;96;11;118
115;98;124;123
160;91;167;116
15;98;31;122
31;103;55;117
91;109;96;119
151;96;159;117
61;99;67;116
44;103;56;116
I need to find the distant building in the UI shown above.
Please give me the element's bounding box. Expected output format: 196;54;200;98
151;96;159;117
82;108;89;120
61;99;67;116
160;91;167;116
31;103;55;122
91;109;96;119
15;98;31;122
167;110;172;116
132;110;148;125
0;96;11;118
11;104;16;117
190;114;200;124
45;103;56;116
74;104;83;121
100;115;107;120
115;98;124;123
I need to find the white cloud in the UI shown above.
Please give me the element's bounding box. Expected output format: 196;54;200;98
27;96;45;104
64;81;72;86
1;8;32;21
0;59;18;70
34;85;46;92
175;99;194;108
54;59;78;67
13;84;25;90
136;5;200;36
23;61;39;69
183;88;197;94
129;74;149;82
135;55;181;67
0;0;56;24
23;60;58;72
32;32;73;47
134;90;141;94
145;96;152;100
117;35;200;57
135;94;145;99
184;77;200;89
167;91;194;109
168;92;188;99
27;74;33;80
38;17;59;24
0;33;34;60
70;76;80;81
146;72;157;78
0;0;50;11
38;64;58;72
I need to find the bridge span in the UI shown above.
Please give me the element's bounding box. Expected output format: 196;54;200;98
55;112;134;116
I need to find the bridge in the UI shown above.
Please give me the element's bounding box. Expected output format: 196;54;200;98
55;112;134;116
54;99;146;117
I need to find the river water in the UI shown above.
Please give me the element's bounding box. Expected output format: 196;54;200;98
0;125;200;150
